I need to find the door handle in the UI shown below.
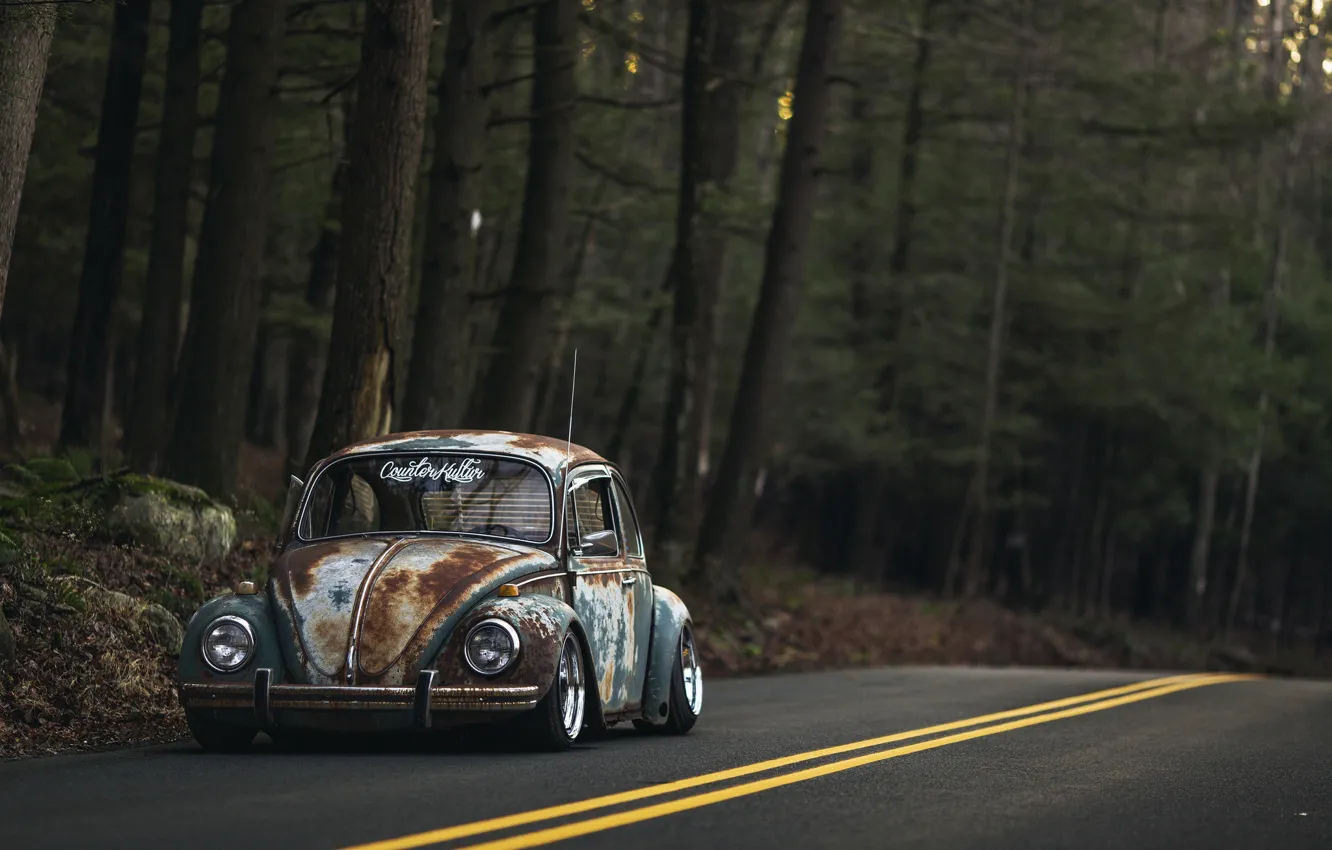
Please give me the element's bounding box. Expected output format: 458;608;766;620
623;577;637;586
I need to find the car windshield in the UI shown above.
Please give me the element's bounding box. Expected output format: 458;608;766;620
298;453;553;543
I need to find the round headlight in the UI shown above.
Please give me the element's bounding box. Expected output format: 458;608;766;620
464;619;519;675
202;616;255;672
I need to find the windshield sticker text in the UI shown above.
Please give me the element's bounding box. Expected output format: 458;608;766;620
380;457;488;484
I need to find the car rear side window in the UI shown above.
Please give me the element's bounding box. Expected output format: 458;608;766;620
612;479;643;558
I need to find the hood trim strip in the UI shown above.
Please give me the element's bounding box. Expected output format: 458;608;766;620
343;537;417;685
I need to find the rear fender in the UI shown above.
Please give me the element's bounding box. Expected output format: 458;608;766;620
639;585;690;725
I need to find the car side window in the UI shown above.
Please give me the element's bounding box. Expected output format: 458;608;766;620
567;476;619;557
612;478;644;559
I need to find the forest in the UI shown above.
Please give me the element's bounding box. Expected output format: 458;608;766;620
2;0;1331;654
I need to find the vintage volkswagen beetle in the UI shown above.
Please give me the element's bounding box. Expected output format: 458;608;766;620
176;430;702;751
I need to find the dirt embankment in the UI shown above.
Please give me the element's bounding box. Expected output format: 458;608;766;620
2;459;1325;760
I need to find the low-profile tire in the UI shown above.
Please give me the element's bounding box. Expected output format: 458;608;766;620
634;623;703;735
518;632;587;751
185;710;257;753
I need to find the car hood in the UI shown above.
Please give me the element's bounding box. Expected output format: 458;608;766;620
269;535;557;686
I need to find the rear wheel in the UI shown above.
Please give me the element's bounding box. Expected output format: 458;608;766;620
518;632;587;751
635;623;702;735
185;710;256;753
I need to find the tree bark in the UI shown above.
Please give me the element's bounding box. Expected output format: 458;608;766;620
947;0;1030;598
0;2;57;321
163;0;285;497
1228;133;1297;638
124;0;203;473
650;0;743;548
58;0;151;451
402;0;495;431
1187;463;1220;631
304;0;432;468
285;161;345;478
693;0;843;568
466;0;577;430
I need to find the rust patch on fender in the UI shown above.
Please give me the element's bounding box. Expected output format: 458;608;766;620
355;539;519;677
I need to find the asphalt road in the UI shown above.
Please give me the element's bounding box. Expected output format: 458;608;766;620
0;667;1328;850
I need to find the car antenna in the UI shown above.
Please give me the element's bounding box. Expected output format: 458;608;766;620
561;349;578;559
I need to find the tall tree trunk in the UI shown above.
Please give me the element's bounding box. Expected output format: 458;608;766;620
466;0;577;430
124;0;203;473
304;0;431;467
58;0;151;451
650;0;742;549
946;0;1030;597
0;2;57;319
1188;463;1220;631
245;311;288;449
1227;133;1297;638
693;0;843;569
402;0;495;431
163;0;285;497
285;162;345;477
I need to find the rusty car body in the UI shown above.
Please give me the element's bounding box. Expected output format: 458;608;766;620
176;430;703;751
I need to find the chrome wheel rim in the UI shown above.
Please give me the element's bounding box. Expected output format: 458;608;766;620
557;634;586;739
681;625;703;715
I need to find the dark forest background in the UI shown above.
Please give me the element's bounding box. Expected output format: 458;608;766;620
2;0;1332;649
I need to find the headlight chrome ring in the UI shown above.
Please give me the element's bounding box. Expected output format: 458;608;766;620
202;615;256;673
463;618;520;676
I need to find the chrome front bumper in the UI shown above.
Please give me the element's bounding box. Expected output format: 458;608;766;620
179;669;540;729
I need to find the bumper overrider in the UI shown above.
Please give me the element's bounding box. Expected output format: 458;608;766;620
179;669;541;730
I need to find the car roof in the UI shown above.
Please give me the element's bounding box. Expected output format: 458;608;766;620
322;429;608;475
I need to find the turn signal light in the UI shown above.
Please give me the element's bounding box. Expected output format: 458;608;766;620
235;580;258;595
497;584;520;597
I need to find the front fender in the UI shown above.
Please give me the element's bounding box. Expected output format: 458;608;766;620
640;585;690;725
431;593;579;701
177;590;285;685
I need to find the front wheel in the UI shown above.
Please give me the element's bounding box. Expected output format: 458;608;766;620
185;710;257;753
635;623;702;735
518;632;587;751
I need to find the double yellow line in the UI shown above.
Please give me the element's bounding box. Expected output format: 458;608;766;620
343;672;1257;850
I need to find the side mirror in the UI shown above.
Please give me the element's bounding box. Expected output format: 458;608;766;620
578;529;617;557
277;475;304;549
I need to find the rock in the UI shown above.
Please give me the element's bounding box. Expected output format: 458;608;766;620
137;603;184;655
101;476;236;563
80;584;184;655
0;607;14;664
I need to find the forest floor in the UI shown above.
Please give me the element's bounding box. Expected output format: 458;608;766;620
4;515;1329;760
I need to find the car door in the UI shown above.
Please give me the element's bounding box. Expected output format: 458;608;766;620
610;473;652;711
565;465;636;714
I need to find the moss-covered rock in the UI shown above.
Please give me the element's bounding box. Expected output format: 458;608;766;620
99;475;236;563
